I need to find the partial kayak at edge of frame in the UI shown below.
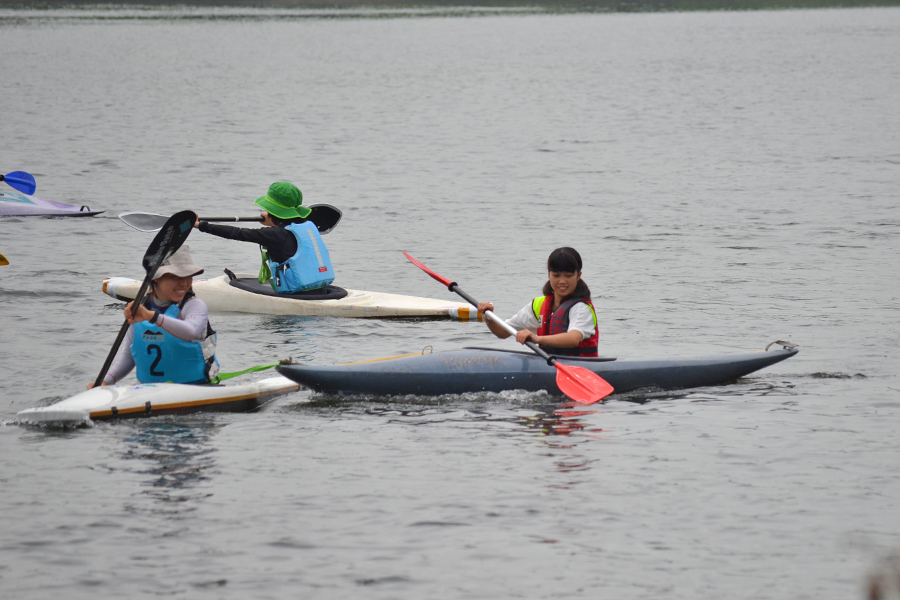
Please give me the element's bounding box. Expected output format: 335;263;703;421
101;272;482;319
275;343;799;397
0;189;104;217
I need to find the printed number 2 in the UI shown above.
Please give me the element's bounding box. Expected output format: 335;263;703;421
147;344;165;377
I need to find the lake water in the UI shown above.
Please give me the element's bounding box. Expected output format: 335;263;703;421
1;4;899;598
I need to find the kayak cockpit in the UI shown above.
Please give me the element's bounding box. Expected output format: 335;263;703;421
462;347;617;362
224;269;349;300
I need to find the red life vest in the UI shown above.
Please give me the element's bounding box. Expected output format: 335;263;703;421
531;295;599;357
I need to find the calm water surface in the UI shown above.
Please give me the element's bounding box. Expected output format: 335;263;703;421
1;5;899;598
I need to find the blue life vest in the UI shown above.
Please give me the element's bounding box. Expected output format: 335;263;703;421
268;222;335;293
130;298;219;384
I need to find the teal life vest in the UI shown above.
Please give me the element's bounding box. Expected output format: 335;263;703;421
267;222;335;293
130;297;219;384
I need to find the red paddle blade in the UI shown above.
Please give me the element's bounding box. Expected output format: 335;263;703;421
402;251;454;288
554;362;614;405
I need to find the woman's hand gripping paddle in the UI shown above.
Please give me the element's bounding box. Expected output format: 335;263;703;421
1;171;37;195
93;211;197;388
401;252;614;405
118;204;343;235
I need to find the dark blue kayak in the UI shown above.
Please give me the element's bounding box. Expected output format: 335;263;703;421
277;343;799;397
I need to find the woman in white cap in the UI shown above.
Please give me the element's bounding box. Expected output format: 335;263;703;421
89;245;218;387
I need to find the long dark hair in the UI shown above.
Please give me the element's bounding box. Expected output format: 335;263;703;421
542;247;591;300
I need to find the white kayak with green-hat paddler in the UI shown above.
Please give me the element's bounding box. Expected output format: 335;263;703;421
195;181;334;294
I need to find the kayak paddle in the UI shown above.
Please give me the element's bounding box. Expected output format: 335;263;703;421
402;251;614;405
94;210;197;388
118;204;343;235
0;252;8;266
1;171;37;195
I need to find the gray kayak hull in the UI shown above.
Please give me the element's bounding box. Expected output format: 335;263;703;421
276;346;798;397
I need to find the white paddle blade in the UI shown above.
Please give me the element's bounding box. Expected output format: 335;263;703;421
118;211;167;232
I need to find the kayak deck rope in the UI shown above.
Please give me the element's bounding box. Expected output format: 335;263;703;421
210;358;291;384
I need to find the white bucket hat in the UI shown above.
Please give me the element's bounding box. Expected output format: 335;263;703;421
153;245;204;279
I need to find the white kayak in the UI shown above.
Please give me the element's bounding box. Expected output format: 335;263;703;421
101;272;482;320
16;376;300;424
0;189;104;217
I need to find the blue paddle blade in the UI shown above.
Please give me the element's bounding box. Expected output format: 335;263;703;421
2;171;36;195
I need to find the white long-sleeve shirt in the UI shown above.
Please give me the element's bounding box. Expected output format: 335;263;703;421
104;297;210;384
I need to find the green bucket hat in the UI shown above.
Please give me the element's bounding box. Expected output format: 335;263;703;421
254;182;311;220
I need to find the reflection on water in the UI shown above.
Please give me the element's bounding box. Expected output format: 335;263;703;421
518;404;604;438
866;549;900;600
120;419;219;508
288;393;606;442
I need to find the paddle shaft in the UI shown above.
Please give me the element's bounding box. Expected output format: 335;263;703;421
201;216;262;223
199;206;342;230
119;204;342;235
92;257;168;387
94;212;195;387
92;266;161;387
93;321;133;388
447;283;557;366
400;251;613;404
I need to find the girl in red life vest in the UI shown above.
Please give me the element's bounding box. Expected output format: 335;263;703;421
476;247;599;357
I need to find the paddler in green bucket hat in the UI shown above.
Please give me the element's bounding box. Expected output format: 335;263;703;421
194;181;335;293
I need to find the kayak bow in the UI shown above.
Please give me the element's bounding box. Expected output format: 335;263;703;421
17;376;300;424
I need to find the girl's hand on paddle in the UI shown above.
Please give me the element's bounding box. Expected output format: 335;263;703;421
193;216;200;229
515;330;538;345
477;302;494;315
123;301;154;325
86;381;108;390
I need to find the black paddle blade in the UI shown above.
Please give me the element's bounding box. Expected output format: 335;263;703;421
307;204;342;235
142;210;196;274
94;210;196;388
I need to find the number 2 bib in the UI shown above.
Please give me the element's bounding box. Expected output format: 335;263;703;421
131;301;216;384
